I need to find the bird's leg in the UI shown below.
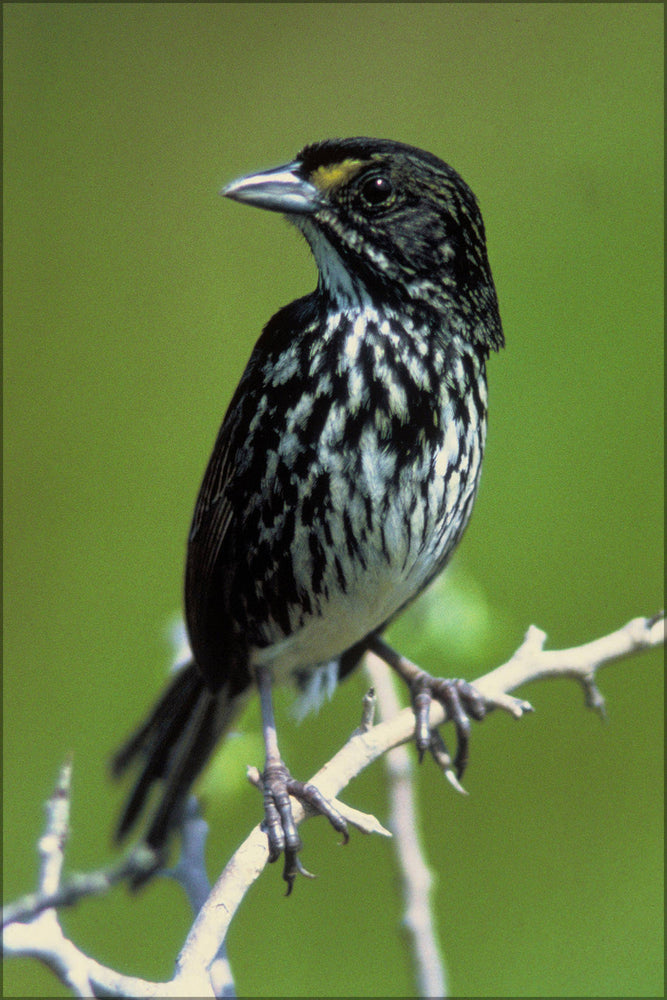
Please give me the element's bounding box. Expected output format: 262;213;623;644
367;635;531;781
255;666;349;894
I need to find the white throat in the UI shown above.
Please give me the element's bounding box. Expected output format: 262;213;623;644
292;217;372;310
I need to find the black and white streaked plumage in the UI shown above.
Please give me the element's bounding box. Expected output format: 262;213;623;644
113;138;505;892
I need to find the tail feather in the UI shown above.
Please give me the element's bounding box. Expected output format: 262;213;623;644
112;663;201;783
142;687;219;849
112;661;235;849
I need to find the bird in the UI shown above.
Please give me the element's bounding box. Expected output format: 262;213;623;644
113;137;508;893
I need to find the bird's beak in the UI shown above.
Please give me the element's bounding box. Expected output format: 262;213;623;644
221;161;320;215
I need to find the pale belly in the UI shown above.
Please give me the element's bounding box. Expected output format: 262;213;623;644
251;556;421;680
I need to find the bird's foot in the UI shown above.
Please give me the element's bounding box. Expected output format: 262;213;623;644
368;636;532;786
410;671;533;784
411;673;488;779
260;760;349;894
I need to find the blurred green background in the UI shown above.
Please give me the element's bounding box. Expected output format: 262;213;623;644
3;4;663;997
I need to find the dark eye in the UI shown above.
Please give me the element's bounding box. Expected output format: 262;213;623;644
359;173;394;207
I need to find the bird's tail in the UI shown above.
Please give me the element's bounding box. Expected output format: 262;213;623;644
112;661;237;855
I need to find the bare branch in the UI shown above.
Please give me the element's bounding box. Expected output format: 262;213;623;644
174;613;664;979
2;847;157;929
2;778;224;996
364;655;448;999
3;613;663;997
476;613;665;712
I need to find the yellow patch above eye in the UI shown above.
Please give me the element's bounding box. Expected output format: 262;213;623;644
310;158;369;193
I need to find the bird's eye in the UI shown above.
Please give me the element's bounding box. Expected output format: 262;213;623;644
358;173;394;208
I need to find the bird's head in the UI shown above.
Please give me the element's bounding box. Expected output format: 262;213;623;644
222;138;503;351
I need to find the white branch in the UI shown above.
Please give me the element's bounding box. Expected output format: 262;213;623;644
364;654;448;999
2;776;224;996
174;613;664;981
3;613;663;997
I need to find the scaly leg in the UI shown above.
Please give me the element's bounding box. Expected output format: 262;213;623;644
255;666;349;894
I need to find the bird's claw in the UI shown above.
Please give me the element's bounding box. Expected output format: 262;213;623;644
412;673;489;780
260;761;348;894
